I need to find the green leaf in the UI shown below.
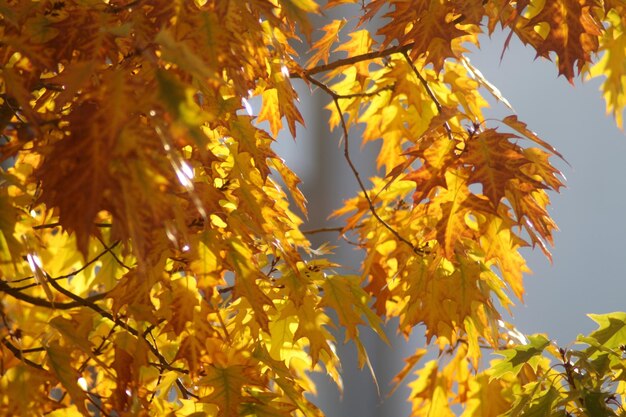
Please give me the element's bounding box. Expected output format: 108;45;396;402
519;386;560;417
491;335;550;379
586;312;626;351
582;390;617;417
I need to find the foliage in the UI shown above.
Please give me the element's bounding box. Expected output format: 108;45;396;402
0;1;625;416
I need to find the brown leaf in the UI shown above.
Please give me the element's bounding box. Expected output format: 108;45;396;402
526;0;603;82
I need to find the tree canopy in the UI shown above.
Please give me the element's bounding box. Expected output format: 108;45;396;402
1;1;626;416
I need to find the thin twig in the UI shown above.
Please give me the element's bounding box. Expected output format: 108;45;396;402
20;346;46;353
45;278;186;374
1;338;45;370
86;392;112;417
51;241;122;281
96;236;132;270
78;324;119;374
176;379;199;400
303;222;365;235
149;373;163;403
32;222;111;230
336;85;394;100
8;239;128;290
304;73;424;257
217;286;234;294
6;275;35;284
401;51;453;140
302;226;345;235
300;42;417;76
0;279;106;310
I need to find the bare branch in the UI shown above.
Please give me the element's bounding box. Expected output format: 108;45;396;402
336;85;394;100
176;379;199;400
217;285;234;294
8;239;129;290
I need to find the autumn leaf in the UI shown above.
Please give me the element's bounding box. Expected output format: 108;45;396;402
501;115;565;160
160;277;200;335
228;239;274;332
2;1;626;416
462;374;514;417
588;9;626;128
365;0;470;71
306;19;346;68
198;364;261;417
46;343;88;414
526;0;603;82
407;360;456;417
319;275;387;347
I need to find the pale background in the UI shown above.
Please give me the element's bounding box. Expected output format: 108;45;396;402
272;25;626;417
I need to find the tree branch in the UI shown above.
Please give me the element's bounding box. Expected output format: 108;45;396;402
300;42;416;76
1;338;45;371
0;279;106;310
302;226;345;235
51;240;123;282
32;222;111;230
96;236;132;270
401;51;453;140
8;239;129;291
45;277;187;374
304;73;424;257
335;85;394;100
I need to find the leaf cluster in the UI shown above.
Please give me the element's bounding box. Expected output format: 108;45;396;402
0;1;625;416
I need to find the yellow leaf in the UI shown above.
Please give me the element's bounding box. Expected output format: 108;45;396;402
46;405;85;417
46;343;88;415
198;364;259;417
588;10;626;128
461;373;515;417
258;88;281;137
319;274;388;367
333;30;376;79
306;19;346;68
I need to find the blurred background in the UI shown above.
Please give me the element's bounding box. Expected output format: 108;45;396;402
272;21;626;417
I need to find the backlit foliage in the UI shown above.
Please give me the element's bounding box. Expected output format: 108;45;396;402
0;1;625;416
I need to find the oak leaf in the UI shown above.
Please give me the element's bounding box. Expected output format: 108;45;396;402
526;0;603;82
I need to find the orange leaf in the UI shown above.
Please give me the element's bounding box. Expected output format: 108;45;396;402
527;0;602;82
306;19;346;68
